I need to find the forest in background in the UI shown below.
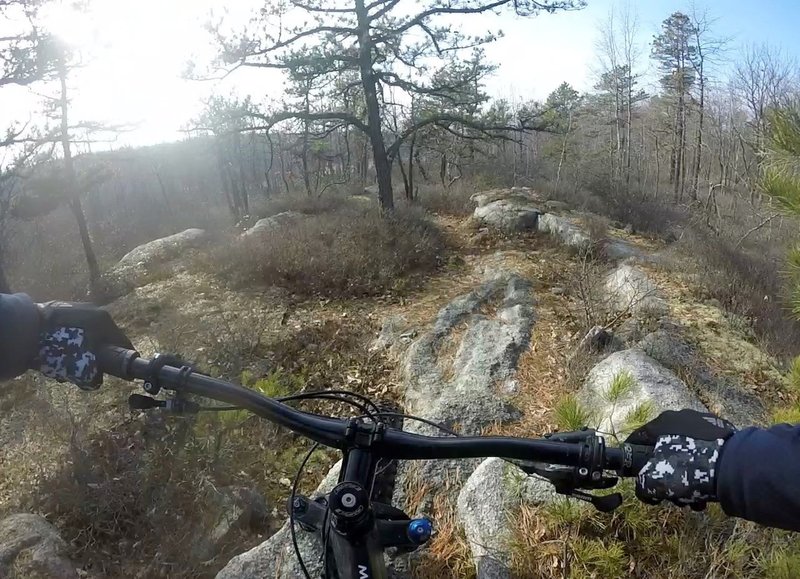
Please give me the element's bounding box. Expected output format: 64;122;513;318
0;0;798;350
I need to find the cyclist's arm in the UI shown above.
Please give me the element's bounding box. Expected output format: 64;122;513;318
0;293;41;380
717;425;800;532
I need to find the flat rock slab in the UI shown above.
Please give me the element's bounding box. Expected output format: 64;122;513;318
473;199;541;232
581;349;706;435
471;187;541;208
403;273;535;436
537;213;590;251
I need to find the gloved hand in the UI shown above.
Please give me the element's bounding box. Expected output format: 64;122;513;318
625;409;737;510
34;301;133;390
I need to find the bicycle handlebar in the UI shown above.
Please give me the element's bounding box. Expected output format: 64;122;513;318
98;346;651;476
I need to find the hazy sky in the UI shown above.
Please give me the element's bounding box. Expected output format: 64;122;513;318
5;0;800;148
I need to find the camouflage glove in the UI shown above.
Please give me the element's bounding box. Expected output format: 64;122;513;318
34;302;133;390
625;409;737;510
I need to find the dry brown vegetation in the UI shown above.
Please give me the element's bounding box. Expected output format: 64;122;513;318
205;204;445;299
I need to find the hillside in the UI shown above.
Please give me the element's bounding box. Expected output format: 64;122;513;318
0;188;797;578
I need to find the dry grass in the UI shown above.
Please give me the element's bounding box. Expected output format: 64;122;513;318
204;205;445;298
405;471;474;579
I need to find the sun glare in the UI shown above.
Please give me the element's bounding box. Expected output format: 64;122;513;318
35;0;231;145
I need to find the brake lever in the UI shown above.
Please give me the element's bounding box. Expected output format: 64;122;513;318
513;428;625;512
128;394;200;415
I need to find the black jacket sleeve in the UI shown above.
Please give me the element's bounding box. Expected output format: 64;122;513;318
0;293;41;380
717;424;800;531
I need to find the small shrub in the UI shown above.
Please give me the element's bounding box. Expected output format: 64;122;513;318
416;184;476;216
604;370;636;404
622;401;656;435
554;394;594;430
207;205;444;298
771;405;800;425
681;229;800;360
571;537;628;579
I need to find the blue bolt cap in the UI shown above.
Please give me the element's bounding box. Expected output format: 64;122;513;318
407;518;433;544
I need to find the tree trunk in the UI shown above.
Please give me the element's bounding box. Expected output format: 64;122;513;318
215;137;238;220
556;110;573;191
355;0;393;211
58;61;100;294
233;131;249;214
691;69;705;201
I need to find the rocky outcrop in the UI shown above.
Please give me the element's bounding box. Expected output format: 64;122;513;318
0;514;78;579
216;461;341;579
580;349;706;434
605;264;668;318
473;200;541;232
537;213;591;251
457;458;559;579
402;274;534;437
102;228;208;298
242;212;304;238
369;315;416;355
639;327;765;426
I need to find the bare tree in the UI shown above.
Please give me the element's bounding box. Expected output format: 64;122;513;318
211;0;584;210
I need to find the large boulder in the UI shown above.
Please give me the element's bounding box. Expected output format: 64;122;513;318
580;349;706;435
638;327;765;426
103;228;208;297
473;199;541;232
242;211;304;238
537;213;591;251
216;461;341;579
0;514;78;579
604;264;668;318
457;458;559;579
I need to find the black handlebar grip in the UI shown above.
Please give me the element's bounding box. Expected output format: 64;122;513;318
97;346;140;380
618;443;653;477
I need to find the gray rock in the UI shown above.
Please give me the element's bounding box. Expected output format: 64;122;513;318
604;264;668;318
364;184;379;197
0;514;78;579
216;461;341;579
242;212;304;238
403;274;534;436
458;458;560;579
550;286;566;296
193;486;269;560
470;188;539;208
370;315;413;353
604;239;642;261
457;458;516;579
537;213;591;251
473;199;541;232
638;329;765;426
103;228;208;296
580;349;706;435
397;275;535;508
